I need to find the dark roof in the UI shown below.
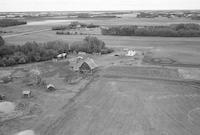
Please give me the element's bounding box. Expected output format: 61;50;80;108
80;58;98;70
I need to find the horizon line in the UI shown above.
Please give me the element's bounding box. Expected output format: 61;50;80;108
0;9;200;13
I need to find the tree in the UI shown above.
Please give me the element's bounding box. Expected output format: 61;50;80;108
84;36;105;53
0;36;5;46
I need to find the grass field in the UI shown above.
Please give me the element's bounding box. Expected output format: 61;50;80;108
36;66;200;135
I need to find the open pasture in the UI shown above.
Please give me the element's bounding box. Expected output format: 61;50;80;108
37;66;200;135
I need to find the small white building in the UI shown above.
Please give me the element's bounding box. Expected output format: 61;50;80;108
57;53;67;59
125;50;136;56
47;84;56;91
22;90;32;98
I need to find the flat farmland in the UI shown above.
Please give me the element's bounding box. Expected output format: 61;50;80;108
2;15;200;135
4;32;200;65
37;66;200;135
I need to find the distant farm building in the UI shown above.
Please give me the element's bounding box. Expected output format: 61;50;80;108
57;53;67;59
22;90;32;98
79;58;98;73
47;84;56;91
126;50;136;56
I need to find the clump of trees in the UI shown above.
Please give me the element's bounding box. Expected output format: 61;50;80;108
101;23;200;37
52;22;99;31
0;36;113;67
0;19;27;27
0;40;69;67
71;36;113;54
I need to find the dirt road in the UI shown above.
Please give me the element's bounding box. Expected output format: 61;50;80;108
34;66;200;135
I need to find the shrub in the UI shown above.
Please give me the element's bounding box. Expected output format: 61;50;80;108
84;36;105;53
0;46;15;57
0;36;4;46
52;26;69;30
45;40;69;53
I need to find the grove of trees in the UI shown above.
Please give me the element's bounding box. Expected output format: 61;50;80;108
0;40;69;66
52;22;99;31
0;36;113;67
71;36;113;54
101;23;200;37
0;19;27;27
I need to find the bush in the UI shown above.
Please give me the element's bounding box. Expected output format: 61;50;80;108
0;36;4;46
84;36;105;53
45;40;69;53
52;26;69;30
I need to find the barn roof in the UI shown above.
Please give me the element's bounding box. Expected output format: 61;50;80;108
81;58;98;70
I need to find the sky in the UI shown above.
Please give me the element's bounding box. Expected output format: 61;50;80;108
0;0;199;12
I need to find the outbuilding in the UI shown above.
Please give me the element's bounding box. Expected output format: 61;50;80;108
47;84;56;91
22;90;32;98
57;53;67;59
79;58;98;73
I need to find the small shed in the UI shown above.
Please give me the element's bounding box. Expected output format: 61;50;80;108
47;84;56;91
22;90;32;98
79;58;98;73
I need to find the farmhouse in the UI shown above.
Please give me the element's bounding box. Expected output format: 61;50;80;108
57;53;67;59
79;58;98;73
126;50;136;56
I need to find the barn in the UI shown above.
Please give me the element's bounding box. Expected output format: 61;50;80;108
79;58;98;73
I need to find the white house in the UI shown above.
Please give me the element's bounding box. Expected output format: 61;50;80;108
57;53;67;59
126;50;136;56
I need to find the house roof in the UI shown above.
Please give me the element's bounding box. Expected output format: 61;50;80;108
47;84;55;89
81;58;98;70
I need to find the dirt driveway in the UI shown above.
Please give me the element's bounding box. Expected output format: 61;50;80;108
36;66;200;135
